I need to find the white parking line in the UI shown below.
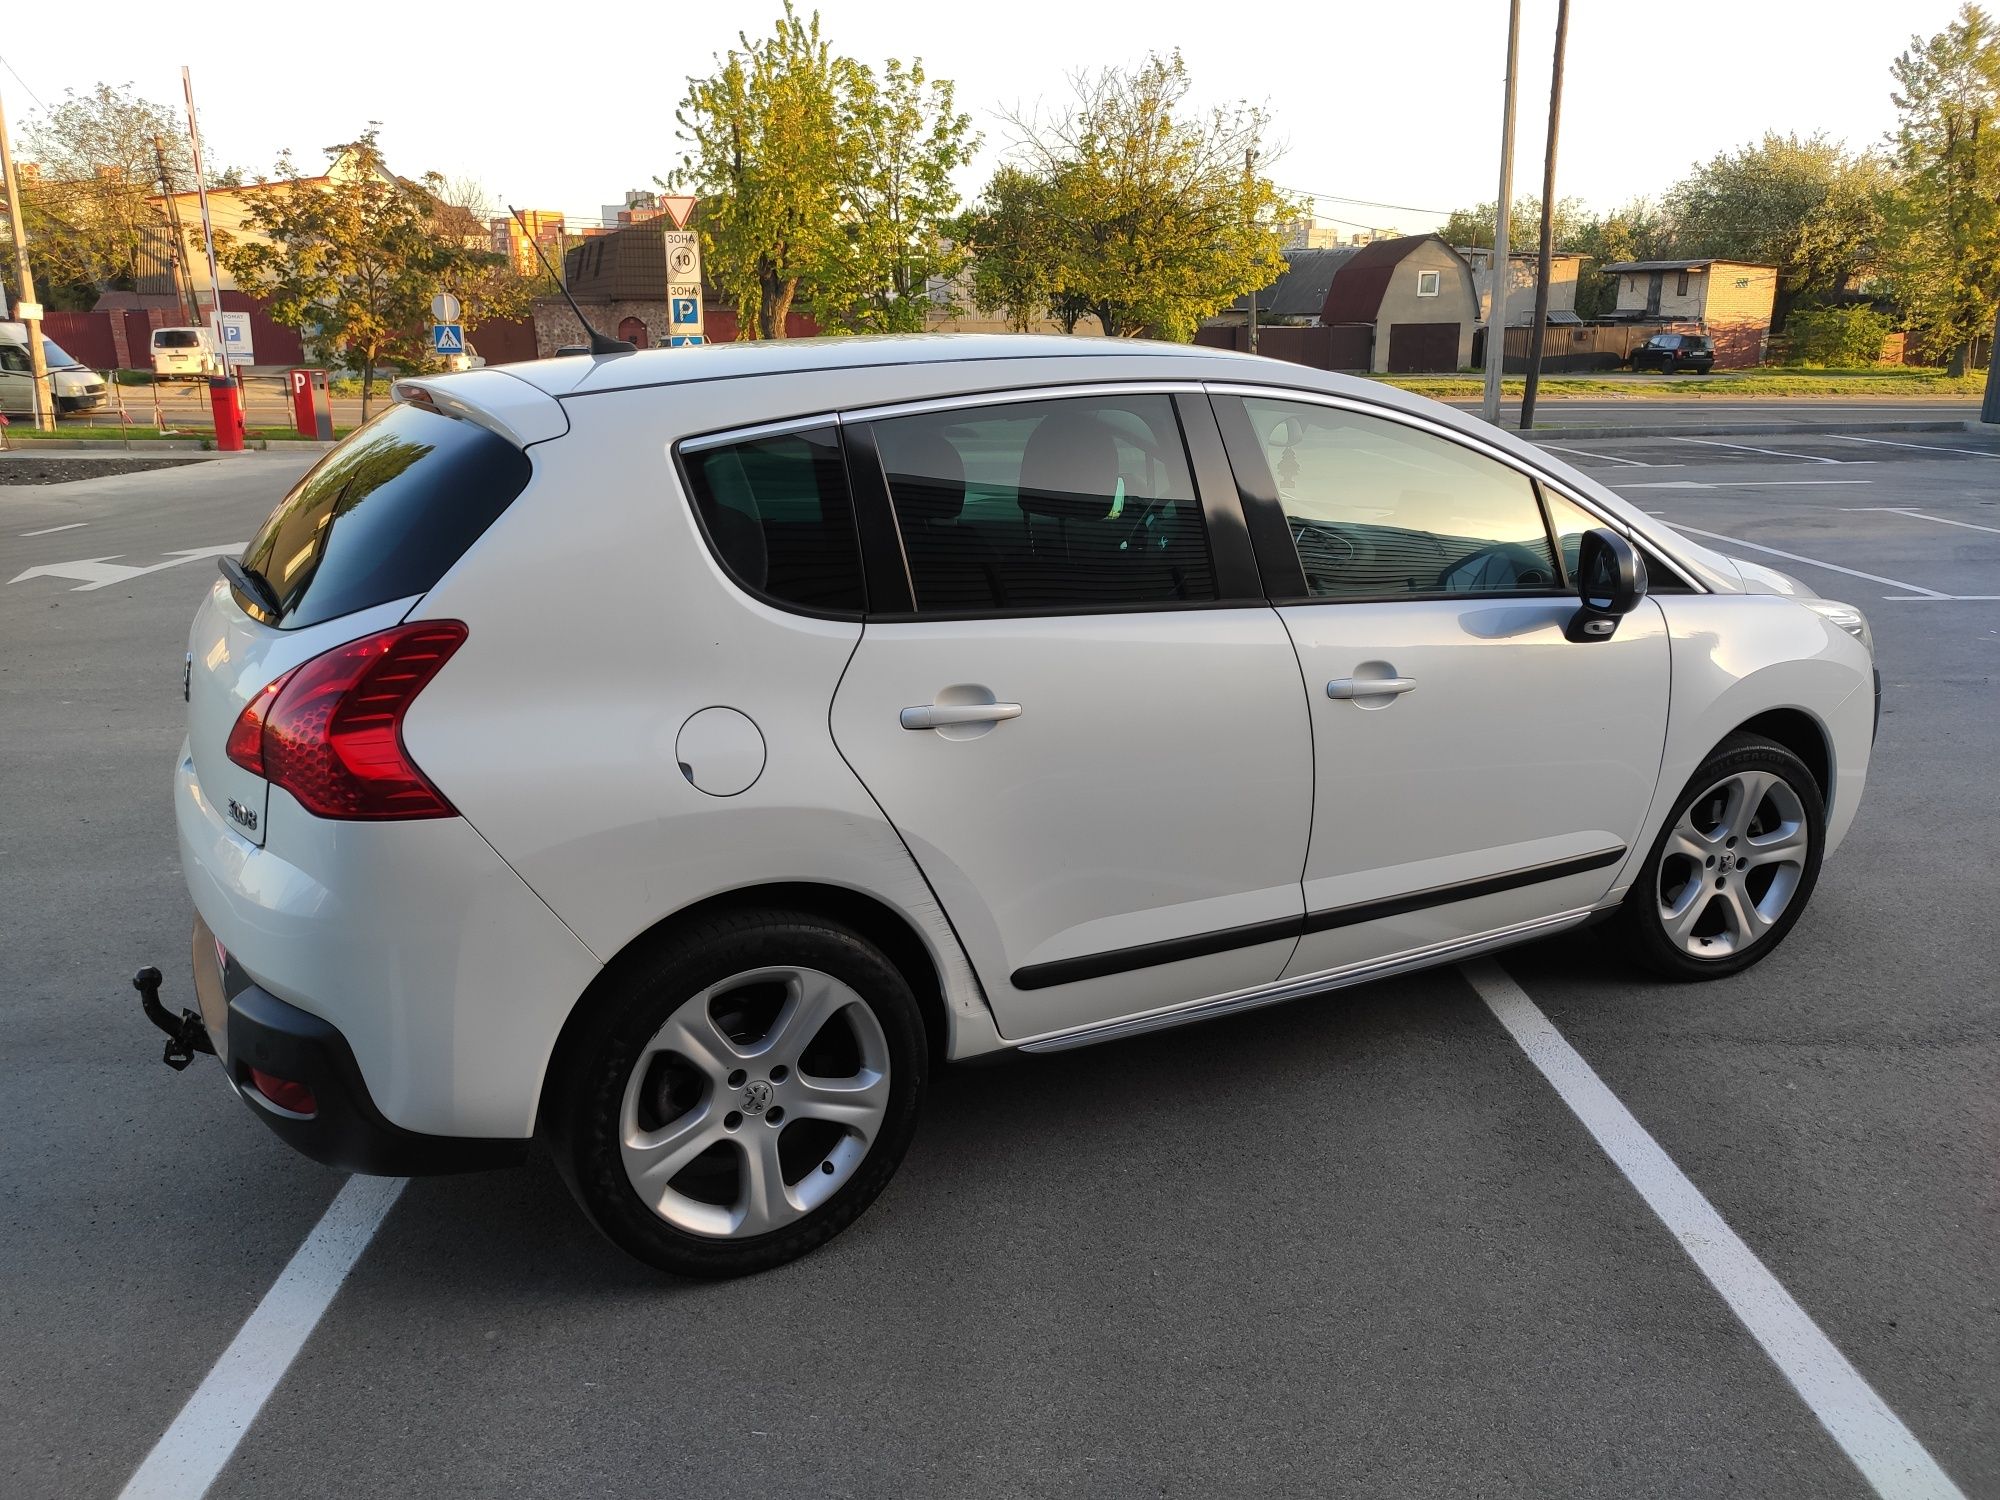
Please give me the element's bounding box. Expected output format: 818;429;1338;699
1668;436;1849;464
1463;960;1967;1500
19;521;90;536
1539;442;1658;469
1663;522;1950;599
118;1175;406;1500
1840;507;2000;537
1827;434;2000;459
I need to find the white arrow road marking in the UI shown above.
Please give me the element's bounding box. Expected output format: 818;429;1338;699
1465;961;1968;1500
1662;522;1950;599
1838;507;2000;537
1616;479;1873;490
8;545;244;592
19;521;91;536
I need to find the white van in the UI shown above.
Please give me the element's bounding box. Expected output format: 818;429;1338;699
151;326;221;381
0;322;108;415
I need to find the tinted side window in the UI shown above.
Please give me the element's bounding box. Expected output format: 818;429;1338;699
871;395;1214;613
239;402;533;630
681;426;864;614
1240;397;1559;599
1544;486;1691;594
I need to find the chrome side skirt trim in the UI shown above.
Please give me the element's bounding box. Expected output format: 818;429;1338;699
1014;909;1593;1054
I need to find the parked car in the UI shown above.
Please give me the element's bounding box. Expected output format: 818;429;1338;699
150;325;222;381
1630;332;1715;374
160;336;1877;1276
0;322;108;415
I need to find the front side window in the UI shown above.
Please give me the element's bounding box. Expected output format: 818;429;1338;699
1417;269;1442;297
681;426;865;614
1239;397;1559;599
0;345;27;373
870;394;1215;613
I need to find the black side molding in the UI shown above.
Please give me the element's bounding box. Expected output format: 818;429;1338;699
1010;846;1625;992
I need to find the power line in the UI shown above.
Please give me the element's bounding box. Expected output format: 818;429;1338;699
1278;184;1454;219
0;54;50;114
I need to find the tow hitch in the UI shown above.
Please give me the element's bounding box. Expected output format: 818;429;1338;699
133;964;215;1071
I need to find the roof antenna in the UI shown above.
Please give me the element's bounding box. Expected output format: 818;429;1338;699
508;204;635;356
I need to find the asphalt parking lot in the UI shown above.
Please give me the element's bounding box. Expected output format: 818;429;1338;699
1;422;1994;1500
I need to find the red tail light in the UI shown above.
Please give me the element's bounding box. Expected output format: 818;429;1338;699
224;621;468;820
247;1067;318;1116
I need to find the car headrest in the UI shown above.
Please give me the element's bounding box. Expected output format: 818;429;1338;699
1017;409;1119;520
881;428;967;523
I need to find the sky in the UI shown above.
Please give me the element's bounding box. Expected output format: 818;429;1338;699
0;0;1970;235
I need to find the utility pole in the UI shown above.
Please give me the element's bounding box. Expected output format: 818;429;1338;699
154;134;199;325
1984;306;2000;427
1246;147;1259;355
1519;0;1570;431
0;86;54;431
179;68;225;337
1480;0;1522;425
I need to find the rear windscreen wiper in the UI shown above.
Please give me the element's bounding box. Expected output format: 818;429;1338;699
218;556;282;617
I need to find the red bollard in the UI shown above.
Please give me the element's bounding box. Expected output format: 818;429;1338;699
208;375;245;451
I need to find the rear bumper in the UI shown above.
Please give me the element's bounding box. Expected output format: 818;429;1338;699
215;946;527;1175
175;739;601;1139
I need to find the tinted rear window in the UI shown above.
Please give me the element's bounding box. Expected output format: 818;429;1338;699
238;403;531;629
156;330;202;348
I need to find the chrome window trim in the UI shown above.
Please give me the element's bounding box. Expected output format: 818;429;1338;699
840;380;1209;426
1202;379;1710;594
676;413;841;454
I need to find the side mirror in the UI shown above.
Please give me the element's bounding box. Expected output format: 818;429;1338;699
1565;528;1647;643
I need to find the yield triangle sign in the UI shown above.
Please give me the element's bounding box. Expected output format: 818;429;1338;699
660;195;699;229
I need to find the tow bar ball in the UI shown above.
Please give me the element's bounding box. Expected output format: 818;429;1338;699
133;966;215;1072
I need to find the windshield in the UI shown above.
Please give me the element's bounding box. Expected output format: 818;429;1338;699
41;339;79;369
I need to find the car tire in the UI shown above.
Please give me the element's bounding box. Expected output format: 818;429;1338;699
549;907;928;1277
1611;733;1826;981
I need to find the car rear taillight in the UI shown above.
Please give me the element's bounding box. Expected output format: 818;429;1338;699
224;621;467;820
247;1067;317;1116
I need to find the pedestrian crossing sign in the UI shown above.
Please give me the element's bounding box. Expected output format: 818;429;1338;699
432;323;465;354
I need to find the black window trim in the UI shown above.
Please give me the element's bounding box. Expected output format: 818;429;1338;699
841;381;1262;622
1204;382;1709;597
670;419;872;623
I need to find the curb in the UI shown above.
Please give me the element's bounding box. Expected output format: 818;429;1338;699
0;439;330;453
1521;418;1981;441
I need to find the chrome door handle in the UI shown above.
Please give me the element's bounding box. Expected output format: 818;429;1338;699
1327;677;1417;700
900;701;1023;731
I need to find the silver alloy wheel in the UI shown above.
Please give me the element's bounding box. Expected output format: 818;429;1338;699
618;966;892;1238
1656;769;1811;958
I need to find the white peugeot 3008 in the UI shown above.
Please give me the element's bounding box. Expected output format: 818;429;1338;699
158;336;1877;1275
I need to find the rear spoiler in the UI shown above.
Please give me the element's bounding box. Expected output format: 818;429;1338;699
392;369;570;448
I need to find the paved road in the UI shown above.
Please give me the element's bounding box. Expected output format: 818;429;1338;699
1;431;1993;1499
1442;397;1984;430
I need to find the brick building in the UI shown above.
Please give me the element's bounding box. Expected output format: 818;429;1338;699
1599;258;1777;367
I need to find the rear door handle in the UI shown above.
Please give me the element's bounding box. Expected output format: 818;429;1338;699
900;702;1023;731
1326;677;1417;700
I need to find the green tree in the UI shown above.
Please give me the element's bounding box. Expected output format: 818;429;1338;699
815;58;978;333
1437;195;1591;251
1570;200;1673;318
1782;305;1894;364
17;82;233;304
226;129;486;416
668;4;860;338
960;165;1093;331
1663;132;1889;328
994;52;1295;339
1879;3;2000;373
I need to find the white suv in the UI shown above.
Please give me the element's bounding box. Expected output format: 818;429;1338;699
161;336;1877;1275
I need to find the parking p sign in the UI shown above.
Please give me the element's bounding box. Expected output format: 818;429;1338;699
214;311;254;366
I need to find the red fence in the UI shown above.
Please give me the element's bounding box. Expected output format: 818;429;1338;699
1195;323;1375;371
38;294;305;371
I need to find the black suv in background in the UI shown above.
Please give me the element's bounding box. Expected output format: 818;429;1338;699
1630;333;1715;374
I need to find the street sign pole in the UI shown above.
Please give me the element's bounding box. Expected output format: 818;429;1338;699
664;223;705;346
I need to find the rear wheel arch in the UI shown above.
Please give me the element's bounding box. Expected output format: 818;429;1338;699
537;882;948;1134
